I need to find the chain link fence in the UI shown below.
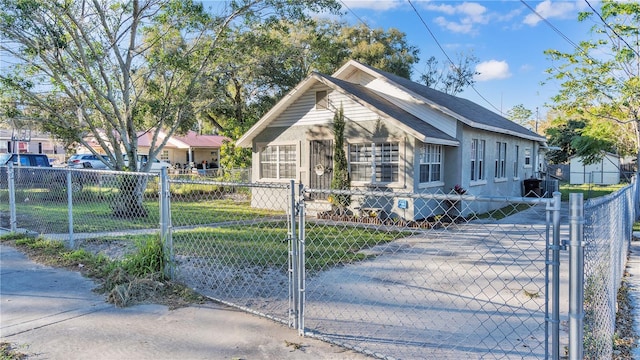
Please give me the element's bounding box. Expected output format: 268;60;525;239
0;166;159;243
1;164;636;359
581;182;636;359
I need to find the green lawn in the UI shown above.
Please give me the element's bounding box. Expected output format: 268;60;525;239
79;223;407;273
0;188;283;234
558;183;628;201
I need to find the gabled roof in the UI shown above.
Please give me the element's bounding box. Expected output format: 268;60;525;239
313;73;458;145
335;60;546;142
237;72;458;147
237;60;546;147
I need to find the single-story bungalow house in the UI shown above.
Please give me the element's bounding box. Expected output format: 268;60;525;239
569;152;621;185
137;130;228;169
79;129;228;169
237;60;547;220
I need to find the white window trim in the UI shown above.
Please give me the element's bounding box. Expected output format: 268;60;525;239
495;141;507;180
513;145;520;180
524;148;532;168
315;90;328;110
418;143;443;185
471;139;485;181
258;143;298;182
349;140;402;186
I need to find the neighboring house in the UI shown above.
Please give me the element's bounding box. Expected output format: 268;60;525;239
0;128;66;165
237;60;547;220
569;152;621;185
79;129;228;169
137;130;228;169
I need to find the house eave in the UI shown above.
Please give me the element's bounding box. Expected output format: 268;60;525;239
236;74;319;148
334;60;546;143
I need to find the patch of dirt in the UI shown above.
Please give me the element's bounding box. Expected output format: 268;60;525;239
613;273;637;359
613;236;640;360
78;238;138;260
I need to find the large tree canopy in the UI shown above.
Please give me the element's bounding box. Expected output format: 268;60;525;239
544;0;639;165
197;18;421;169
0;0;340;172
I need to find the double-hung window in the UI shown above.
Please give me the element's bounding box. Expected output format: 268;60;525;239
349;141;399;183
419;144;442;183
495;142;507;179
471;139;485;181
260;144;296;179
513;145;520;178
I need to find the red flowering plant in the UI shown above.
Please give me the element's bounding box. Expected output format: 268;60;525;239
452;184;466;195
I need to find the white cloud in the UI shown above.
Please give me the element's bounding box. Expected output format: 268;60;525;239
435;16;474;34
474;60;512;81
340;0;403;11
523;0;579;26
422;1;489;34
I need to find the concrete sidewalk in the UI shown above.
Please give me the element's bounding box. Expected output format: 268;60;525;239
629;239;640;360
0;244;369;360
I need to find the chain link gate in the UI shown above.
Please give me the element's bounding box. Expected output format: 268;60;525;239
166;176;296;325
291;186;564;359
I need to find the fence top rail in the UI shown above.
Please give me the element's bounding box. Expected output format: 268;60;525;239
303;187;554;205
168;178;290;189
1;165;159;177
584;182;634;209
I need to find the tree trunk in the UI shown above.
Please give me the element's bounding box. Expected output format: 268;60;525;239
111;175;149;218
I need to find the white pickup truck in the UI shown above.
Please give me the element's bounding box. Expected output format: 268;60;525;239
123;154;171;173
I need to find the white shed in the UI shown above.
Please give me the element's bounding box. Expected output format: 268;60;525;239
569;152;620;185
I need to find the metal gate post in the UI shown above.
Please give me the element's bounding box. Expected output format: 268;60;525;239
159;168;173;279
568;193;584;360
8;163;17;232
297;183;306;336
549;191;562;360
289;180;299;329
67;169;75;248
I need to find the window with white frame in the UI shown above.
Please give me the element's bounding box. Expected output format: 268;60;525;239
495;141;507;178
471;139;485;181
349;141;399;183
160;150;169;161
513;145;520;178
524;148;532;167
419;144;442;183
260;144;296;179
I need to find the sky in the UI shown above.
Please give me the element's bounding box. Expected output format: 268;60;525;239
334;0;601;121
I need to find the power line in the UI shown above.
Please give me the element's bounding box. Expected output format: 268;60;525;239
406;0;503;114
584;0;640;59
519;0;626;84
340;0;502;114
338;0;368;28
519;0;582;50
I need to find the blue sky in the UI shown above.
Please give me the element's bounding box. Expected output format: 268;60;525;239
336;0;600;120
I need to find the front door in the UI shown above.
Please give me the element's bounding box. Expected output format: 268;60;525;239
309;140;333;200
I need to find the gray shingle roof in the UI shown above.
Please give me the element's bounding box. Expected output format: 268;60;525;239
354;62;545;141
